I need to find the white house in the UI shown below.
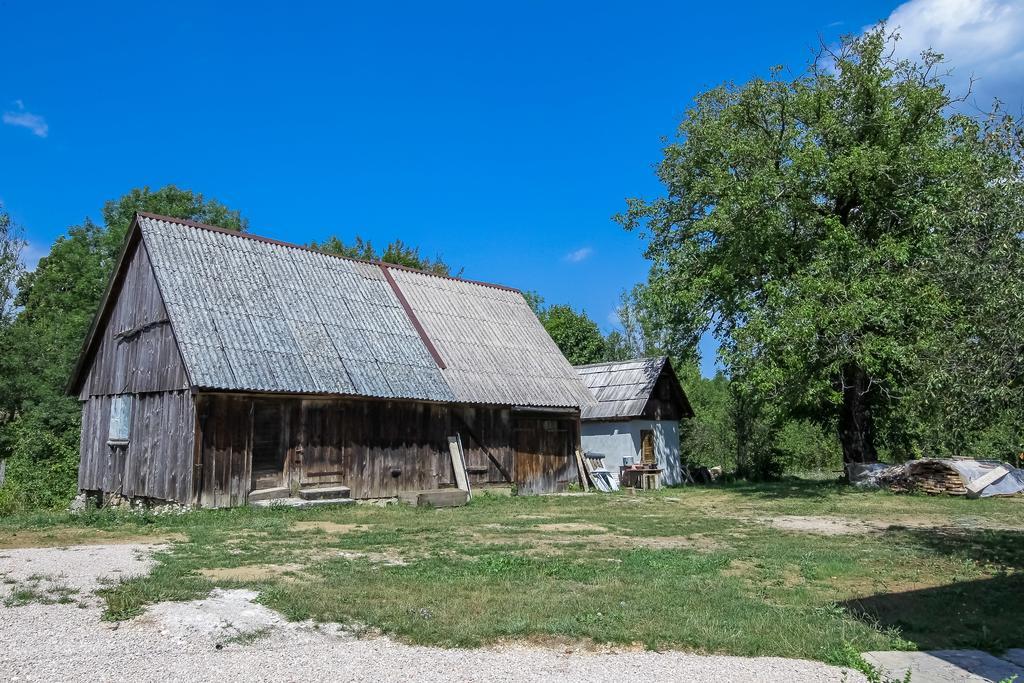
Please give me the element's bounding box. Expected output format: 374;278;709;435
575;357;693;486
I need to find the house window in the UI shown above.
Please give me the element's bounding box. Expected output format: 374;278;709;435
640;429;655;465
108;395;132;444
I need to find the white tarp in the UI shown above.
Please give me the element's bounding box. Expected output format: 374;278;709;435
945;459;1024;497
853;458;1024;497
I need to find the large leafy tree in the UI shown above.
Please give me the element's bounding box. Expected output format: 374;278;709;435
619;29;1024;465
0;187;246;510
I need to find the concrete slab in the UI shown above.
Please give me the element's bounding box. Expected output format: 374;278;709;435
250;497;354;509
864;650;1024;682
247;487;290;502
298;486;351;501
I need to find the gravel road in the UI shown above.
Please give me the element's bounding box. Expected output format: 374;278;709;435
0;543;865;683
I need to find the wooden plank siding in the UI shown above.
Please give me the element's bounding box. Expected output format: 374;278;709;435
512;415;580;495
78;391;194;502
194;394;579;505
76;237;196;504
77;239;189;398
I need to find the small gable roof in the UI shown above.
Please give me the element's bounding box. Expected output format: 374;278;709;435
575;356;692;420
70;213;594;409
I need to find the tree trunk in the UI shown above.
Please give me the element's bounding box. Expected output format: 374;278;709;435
837;363;878;465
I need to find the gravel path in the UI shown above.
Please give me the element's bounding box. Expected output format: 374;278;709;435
0;543;865;683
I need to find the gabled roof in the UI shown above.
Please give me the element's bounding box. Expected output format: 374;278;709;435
575;356;692;420
69;213;595;409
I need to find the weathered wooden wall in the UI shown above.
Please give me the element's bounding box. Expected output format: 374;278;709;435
195;395;256;508
77;238;196;504
195;394;579;505
77;239;189;398
512;414;579;494
641;371;689;421
78;390;194;502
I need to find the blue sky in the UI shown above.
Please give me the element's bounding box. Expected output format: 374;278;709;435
3;0;1022;376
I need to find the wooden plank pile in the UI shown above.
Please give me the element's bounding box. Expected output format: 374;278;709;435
877;460;968;496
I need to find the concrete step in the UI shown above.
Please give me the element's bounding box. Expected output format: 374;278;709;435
298;486;352;501
248;486;291;502
251;497;355;509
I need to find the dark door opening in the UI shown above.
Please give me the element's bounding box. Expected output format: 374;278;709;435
251;401;285;490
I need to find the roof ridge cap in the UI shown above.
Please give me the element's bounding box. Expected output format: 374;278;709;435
136;212;521;293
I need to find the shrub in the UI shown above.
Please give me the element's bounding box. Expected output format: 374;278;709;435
0;414;79;514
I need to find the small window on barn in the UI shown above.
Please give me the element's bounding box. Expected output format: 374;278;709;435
108;395;132;444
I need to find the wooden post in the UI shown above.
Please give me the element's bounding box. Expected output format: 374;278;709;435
448;435;472;500
575;449;590;492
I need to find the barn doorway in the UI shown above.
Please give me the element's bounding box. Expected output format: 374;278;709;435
251;401;286;490
512;415;578;494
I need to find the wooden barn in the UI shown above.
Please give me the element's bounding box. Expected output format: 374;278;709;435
68;213;595;507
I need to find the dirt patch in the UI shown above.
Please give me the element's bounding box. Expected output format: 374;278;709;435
335;550;408;566
0;530;185;550
524;532;727;555
758;514;1024;537
723;559;757;578
199;564;306;582
761;516;892;536
627;533;726;552
291;522;371;534
535;523;608;533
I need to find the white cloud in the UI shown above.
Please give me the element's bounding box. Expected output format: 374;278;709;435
3;100;48;138
564;246;593;263
878;0;1024;110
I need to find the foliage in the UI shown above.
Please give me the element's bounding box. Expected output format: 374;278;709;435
0;204;25;326
676;367;734;470
618;28;1024;464
0;186;246;511
0;409;80;514
310;235;456;276
533;301;607;366
529;291;648;365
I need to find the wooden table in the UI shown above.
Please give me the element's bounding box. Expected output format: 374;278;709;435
620;467;663;490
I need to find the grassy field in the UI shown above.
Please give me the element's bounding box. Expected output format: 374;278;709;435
2;479;1022;666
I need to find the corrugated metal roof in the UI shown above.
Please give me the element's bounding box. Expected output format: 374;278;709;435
136;214;591;408
575;357;668;419
140;215;454;401
388;268;596;407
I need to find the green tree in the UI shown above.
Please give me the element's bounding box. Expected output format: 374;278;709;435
0;204;24;326
0;186;246;511
618;29;1024;465
310;235;456;276
533;300;606;366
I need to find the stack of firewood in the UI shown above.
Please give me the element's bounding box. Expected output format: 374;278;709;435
877;459;969;496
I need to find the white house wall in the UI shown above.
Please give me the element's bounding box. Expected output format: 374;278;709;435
581;419;682;486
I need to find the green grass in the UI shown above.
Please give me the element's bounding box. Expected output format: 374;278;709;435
2;478;1023;664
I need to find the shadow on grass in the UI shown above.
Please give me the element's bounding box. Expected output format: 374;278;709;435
897;526;1024;571
710;477;847;501
841;573;1024;652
